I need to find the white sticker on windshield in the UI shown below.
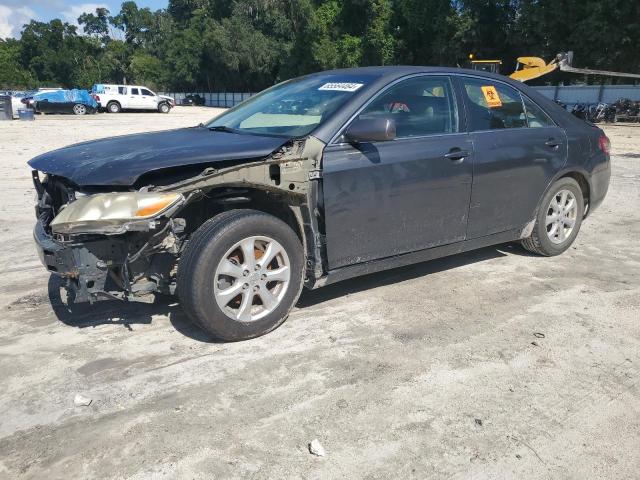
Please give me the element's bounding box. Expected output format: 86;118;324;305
318;82;364;92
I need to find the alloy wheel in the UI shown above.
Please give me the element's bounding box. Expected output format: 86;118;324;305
213;236;291;322
546;189;578;244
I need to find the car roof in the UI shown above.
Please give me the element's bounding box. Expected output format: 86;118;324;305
99;84;151;89
316;65;500;79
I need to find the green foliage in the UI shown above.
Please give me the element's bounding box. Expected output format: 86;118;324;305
78;8;111;43
0;39;35;88
129;51;163;89
1;0;639;91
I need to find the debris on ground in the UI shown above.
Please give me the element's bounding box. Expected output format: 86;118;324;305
74;394;92;406
533;332;546;338
475;418;483;426
308;438;326;457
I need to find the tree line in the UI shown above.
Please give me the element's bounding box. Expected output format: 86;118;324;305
1;0;639;92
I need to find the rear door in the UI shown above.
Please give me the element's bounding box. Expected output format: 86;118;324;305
458;76;568;238
322;75;473;269
127;87;144;109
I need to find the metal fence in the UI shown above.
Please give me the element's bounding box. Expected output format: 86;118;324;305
533;85;640;106
161;85;640;109
159;92;254;107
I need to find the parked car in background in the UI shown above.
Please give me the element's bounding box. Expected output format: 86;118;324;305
29;66;610;341
33;89;98;115
91;84;175;113
182;94;206;106
20;87;64;110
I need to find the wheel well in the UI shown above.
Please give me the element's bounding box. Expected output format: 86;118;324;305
181;187;305;244
560;171;590;214
107;100;120;107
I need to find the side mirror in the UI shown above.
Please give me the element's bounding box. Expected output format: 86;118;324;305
345;117;396;143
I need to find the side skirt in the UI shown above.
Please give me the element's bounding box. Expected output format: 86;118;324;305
313;228;524;288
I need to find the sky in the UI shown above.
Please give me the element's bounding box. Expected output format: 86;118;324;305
0;0;167;38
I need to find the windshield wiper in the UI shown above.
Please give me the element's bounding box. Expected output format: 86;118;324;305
208;125;238;134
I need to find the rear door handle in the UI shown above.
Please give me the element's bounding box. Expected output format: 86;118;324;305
444;149;471;162
545;140;561;148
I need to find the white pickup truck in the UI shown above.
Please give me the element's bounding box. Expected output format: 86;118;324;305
91;84;175;113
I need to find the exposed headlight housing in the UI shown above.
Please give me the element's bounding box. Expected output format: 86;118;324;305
50;192;183;235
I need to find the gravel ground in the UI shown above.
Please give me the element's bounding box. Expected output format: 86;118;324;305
0;108;638;479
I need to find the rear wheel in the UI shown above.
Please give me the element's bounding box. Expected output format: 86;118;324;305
521;177;584;256
73;104;87;115
107;101;121;113
177;210;304;341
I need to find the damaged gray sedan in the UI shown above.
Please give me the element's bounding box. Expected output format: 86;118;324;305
30;67;610;341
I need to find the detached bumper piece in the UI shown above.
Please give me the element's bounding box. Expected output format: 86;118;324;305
33;219;183;304
34;220;113;303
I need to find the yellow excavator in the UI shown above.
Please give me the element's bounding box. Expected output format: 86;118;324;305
469;51;640;82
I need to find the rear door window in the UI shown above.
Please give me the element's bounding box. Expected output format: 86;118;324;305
357;75;458;137
118;86;126;94
131;88;140;95
461;77;527;131
523;96;555;127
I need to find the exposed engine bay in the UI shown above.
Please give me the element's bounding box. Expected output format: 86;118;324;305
32;136;327;304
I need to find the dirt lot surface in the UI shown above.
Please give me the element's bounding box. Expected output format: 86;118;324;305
0;109;639;479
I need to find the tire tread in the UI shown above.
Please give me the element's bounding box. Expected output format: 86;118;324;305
521;177;583;256
177;209;303;340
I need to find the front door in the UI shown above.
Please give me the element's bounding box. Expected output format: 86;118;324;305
322;75;473;270
457;76;568;238
140;88;159;110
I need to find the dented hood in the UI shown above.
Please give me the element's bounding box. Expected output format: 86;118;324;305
28;127;288;187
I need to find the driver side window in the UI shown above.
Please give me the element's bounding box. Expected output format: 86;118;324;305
358;76;458;138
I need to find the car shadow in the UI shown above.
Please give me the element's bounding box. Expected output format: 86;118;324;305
47;242;534;341
47;275;217;343
297;242;534;308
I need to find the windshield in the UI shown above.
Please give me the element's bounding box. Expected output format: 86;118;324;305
205;74;374;137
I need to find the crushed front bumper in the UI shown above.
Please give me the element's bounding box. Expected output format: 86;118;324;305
34;219;113;303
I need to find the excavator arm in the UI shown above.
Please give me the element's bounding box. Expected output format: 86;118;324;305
509;56;559;82
509;52;640;82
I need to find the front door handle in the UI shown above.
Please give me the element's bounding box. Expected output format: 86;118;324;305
545;139;561;148
444;149;470;162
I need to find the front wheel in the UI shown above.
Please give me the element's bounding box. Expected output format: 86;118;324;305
158;102;170;113
177;210;304;341
521;177;584;256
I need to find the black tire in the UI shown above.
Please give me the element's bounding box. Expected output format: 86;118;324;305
158;102;170;113
521;177;584;256
107;101;121;113
177;209;304;341
73;104;87;115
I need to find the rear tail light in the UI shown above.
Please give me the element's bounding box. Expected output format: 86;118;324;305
94;95;100;102
598;135;611;155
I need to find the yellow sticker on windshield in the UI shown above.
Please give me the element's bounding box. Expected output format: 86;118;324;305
481;85;502;108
